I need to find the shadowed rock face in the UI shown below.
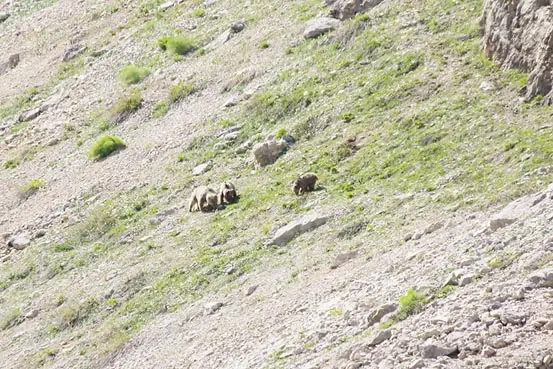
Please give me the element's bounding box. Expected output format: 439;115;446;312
481;0;553;103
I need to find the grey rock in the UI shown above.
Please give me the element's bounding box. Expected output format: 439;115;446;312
235;140;252;154
459;275;473;287
205;29;233;51
158;1;175;10
330;250;358;269
205;302;223;314
7;234;31;250
192;161;212;175
366;303;397;327
18;108;41;123
482;346;496;357
330;0;384;20
489;217;515;231
529;267;553;288
245;285;258;296
367;329;391;346
252;139;289;167
409;359;426;369
420;342;458;358
8;54;19;69
544;320;553;330
270;212;329;246
63;44;87;62
0;12;9;23
303;17;340;39
24;309;39;319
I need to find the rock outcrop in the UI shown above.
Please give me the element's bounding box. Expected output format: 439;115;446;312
481;0;553;102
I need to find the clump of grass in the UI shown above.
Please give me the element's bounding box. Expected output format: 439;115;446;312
118;65;150;86
110;88;143;123
57;57;85;80
275;128;287;139
191;8;205;17
158;35;197;57
395;288;427;320
259;39;270;49
4;158;19;169
487;251;521;269
87;134;126;160
0;308;21;330
169;81;197;102
54;298;98;331
53;242;74;253
152;101;169;118
18;178;45;200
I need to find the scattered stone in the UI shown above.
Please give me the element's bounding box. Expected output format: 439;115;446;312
420;328;440;340
303;17;340;39
245;285;258;296
205;29;233;51
63;44;87;62
409;359;426;369
192;161;212;175
544;320;553;330
442;273;458;287
420;342;458;359
269;212;329;246
34;230;46;238
330;0;384;20
479;81;494;91
489;218;516;231
24;309;39;319
205;302;223;314
18;108;42;123
8;54;19;69
7;234;31;250
366;303;397;327
252;139;290;167
459;275;473;287
330;250;358;269
0;12;9;23
424;221;444;234
528;267;553;288
367;329;391;346
158;1;175;11
235;140;252;154
482;346;496;357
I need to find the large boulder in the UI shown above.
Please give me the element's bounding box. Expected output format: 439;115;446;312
329;0;385;20
252;139;289;167
270;212;329;246
481;0;553;103
303;17;340;39
7;234;31;251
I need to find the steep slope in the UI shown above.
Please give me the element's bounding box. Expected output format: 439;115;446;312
1;0;553;368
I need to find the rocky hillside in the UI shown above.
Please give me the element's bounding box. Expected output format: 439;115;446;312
2;0;553;368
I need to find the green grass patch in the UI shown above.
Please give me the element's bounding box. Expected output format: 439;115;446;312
18;178;45;199
88;134;126;160
169;81;197;102
0;308;21;330
152;101;169;118
110;88;143;123
118;65;150;86
158;35;197;57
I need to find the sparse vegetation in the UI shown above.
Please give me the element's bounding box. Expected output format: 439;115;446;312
110;88;143;123
18;178;44;199
169;81;197;102
87;134;126;160
118;64;150;86
152;101;169;118
0;308;21;330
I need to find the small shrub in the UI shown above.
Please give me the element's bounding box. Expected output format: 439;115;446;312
88;135;126;160
165;36;196;56
118;65;150;86
110;89;143;123
395;288;426;321
53;242;73;253
19;178;44;199
157;36;170;51
259;39;270;49
152;101;169;118
4;158;19;169
191;8;205;17
169;81;197;102
275;128;287;139
0;308;21;330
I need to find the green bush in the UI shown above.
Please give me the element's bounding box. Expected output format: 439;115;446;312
152;101;169;118
118;65;150;85
191;8;205;17
19;178;45;199
88;135;126;160
396;288;427;320
169;82;197;102
110;89;143;123
160;36;196;56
